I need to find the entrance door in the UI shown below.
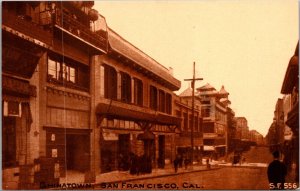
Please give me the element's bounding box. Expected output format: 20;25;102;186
118;134;130;171
118;134;130;155
45;128;91;176
158;135;165;168
66;134;90;172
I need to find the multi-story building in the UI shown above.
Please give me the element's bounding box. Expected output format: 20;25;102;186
174;87;203;162
280;42;299;183
2;1;182;189
2;1;108;189
235;117;249;140
93;28;181;173
196;84;228;158
249;130;264;146
226;107;236;153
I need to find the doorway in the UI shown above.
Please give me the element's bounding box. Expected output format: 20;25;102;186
66;134;90;172
158;135;165;168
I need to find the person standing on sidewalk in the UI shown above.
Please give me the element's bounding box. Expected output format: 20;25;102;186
206;158;211;169
267;151;287;190
173;155;180;173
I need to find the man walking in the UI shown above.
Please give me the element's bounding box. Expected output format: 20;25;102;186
267;151;287;190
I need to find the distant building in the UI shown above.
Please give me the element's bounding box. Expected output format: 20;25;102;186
196;84;229;158
235;117;250;141
249;130;264;146
226;107;237;153
174;87;203;162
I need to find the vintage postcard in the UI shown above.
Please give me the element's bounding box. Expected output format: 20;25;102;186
1;0;299;190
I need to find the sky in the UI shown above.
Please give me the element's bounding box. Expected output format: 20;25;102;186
94;0;299;136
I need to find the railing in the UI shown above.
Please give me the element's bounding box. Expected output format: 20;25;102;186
47;75;89;92
2;9;52;45
54;9;108;53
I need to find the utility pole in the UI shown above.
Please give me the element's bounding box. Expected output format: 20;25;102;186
184;62;203;164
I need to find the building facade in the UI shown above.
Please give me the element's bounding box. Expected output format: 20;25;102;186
235;117;249;141
226;107;237;153
249;130;264;146
280;42;299;183
93;28;181;173
174;87;203;163
2;1;109;189
196;84;228;158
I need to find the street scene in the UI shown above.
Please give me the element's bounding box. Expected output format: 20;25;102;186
1;0;299;190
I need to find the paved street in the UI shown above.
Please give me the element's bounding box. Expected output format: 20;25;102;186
123;167;269;190
95;146;273;190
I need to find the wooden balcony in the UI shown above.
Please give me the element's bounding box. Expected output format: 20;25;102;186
53;9;108;54
2;9;52;46
286;101;299;130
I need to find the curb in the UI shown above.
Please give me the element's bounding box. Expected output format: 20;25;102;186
95;166;222;186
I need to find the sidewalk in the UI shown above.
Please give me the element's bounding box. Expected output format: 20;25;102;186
57;164;221;188
95;164;221;185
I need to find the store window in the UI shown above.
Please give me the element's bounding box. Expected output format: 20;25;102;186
2;116;17;168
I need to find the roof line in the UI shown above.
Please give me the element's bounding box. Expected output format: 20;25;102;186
108;27;170;72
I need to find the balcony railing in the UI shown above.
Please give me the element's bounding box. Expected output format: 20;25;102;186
2;9;52;45
53;9;108;53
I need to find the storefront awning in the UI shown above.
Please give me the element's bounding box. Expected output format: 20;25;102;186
96;102;181;126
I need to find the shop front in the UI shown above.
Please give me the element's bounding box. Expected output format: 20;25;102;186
96;102;180;174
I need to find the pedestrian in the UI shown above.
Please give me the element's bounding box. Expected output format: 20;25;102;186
184;158;189;170
206;158;211;169
178;154;183;168
267;151;287;190
173;155;179;173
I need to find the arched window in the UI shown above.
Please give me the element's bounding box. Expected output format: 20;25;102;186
150;86;158;110
134;78;143;106
103;64;117;100
120;72;131;103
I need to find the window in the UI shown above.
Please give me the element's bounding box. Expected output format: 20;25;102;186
2;117;17;168
103;64;117;100
121;72;131;103
203;122;214;133
47;57;76;83
201;106;210;117
183;113;188;131
204;139;214;145
166;93;172;114
150;86;158;110
158;90;165;112
47;53;91;92
189;114;193;131
134;78;143;106
195;116;198;132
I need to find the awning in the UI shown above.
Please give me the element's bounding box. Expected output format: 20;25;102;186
281;43;299;94
96;102;181;126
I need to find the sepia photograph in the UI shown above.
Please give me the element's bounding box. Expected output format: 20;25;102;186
1;0;299;190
